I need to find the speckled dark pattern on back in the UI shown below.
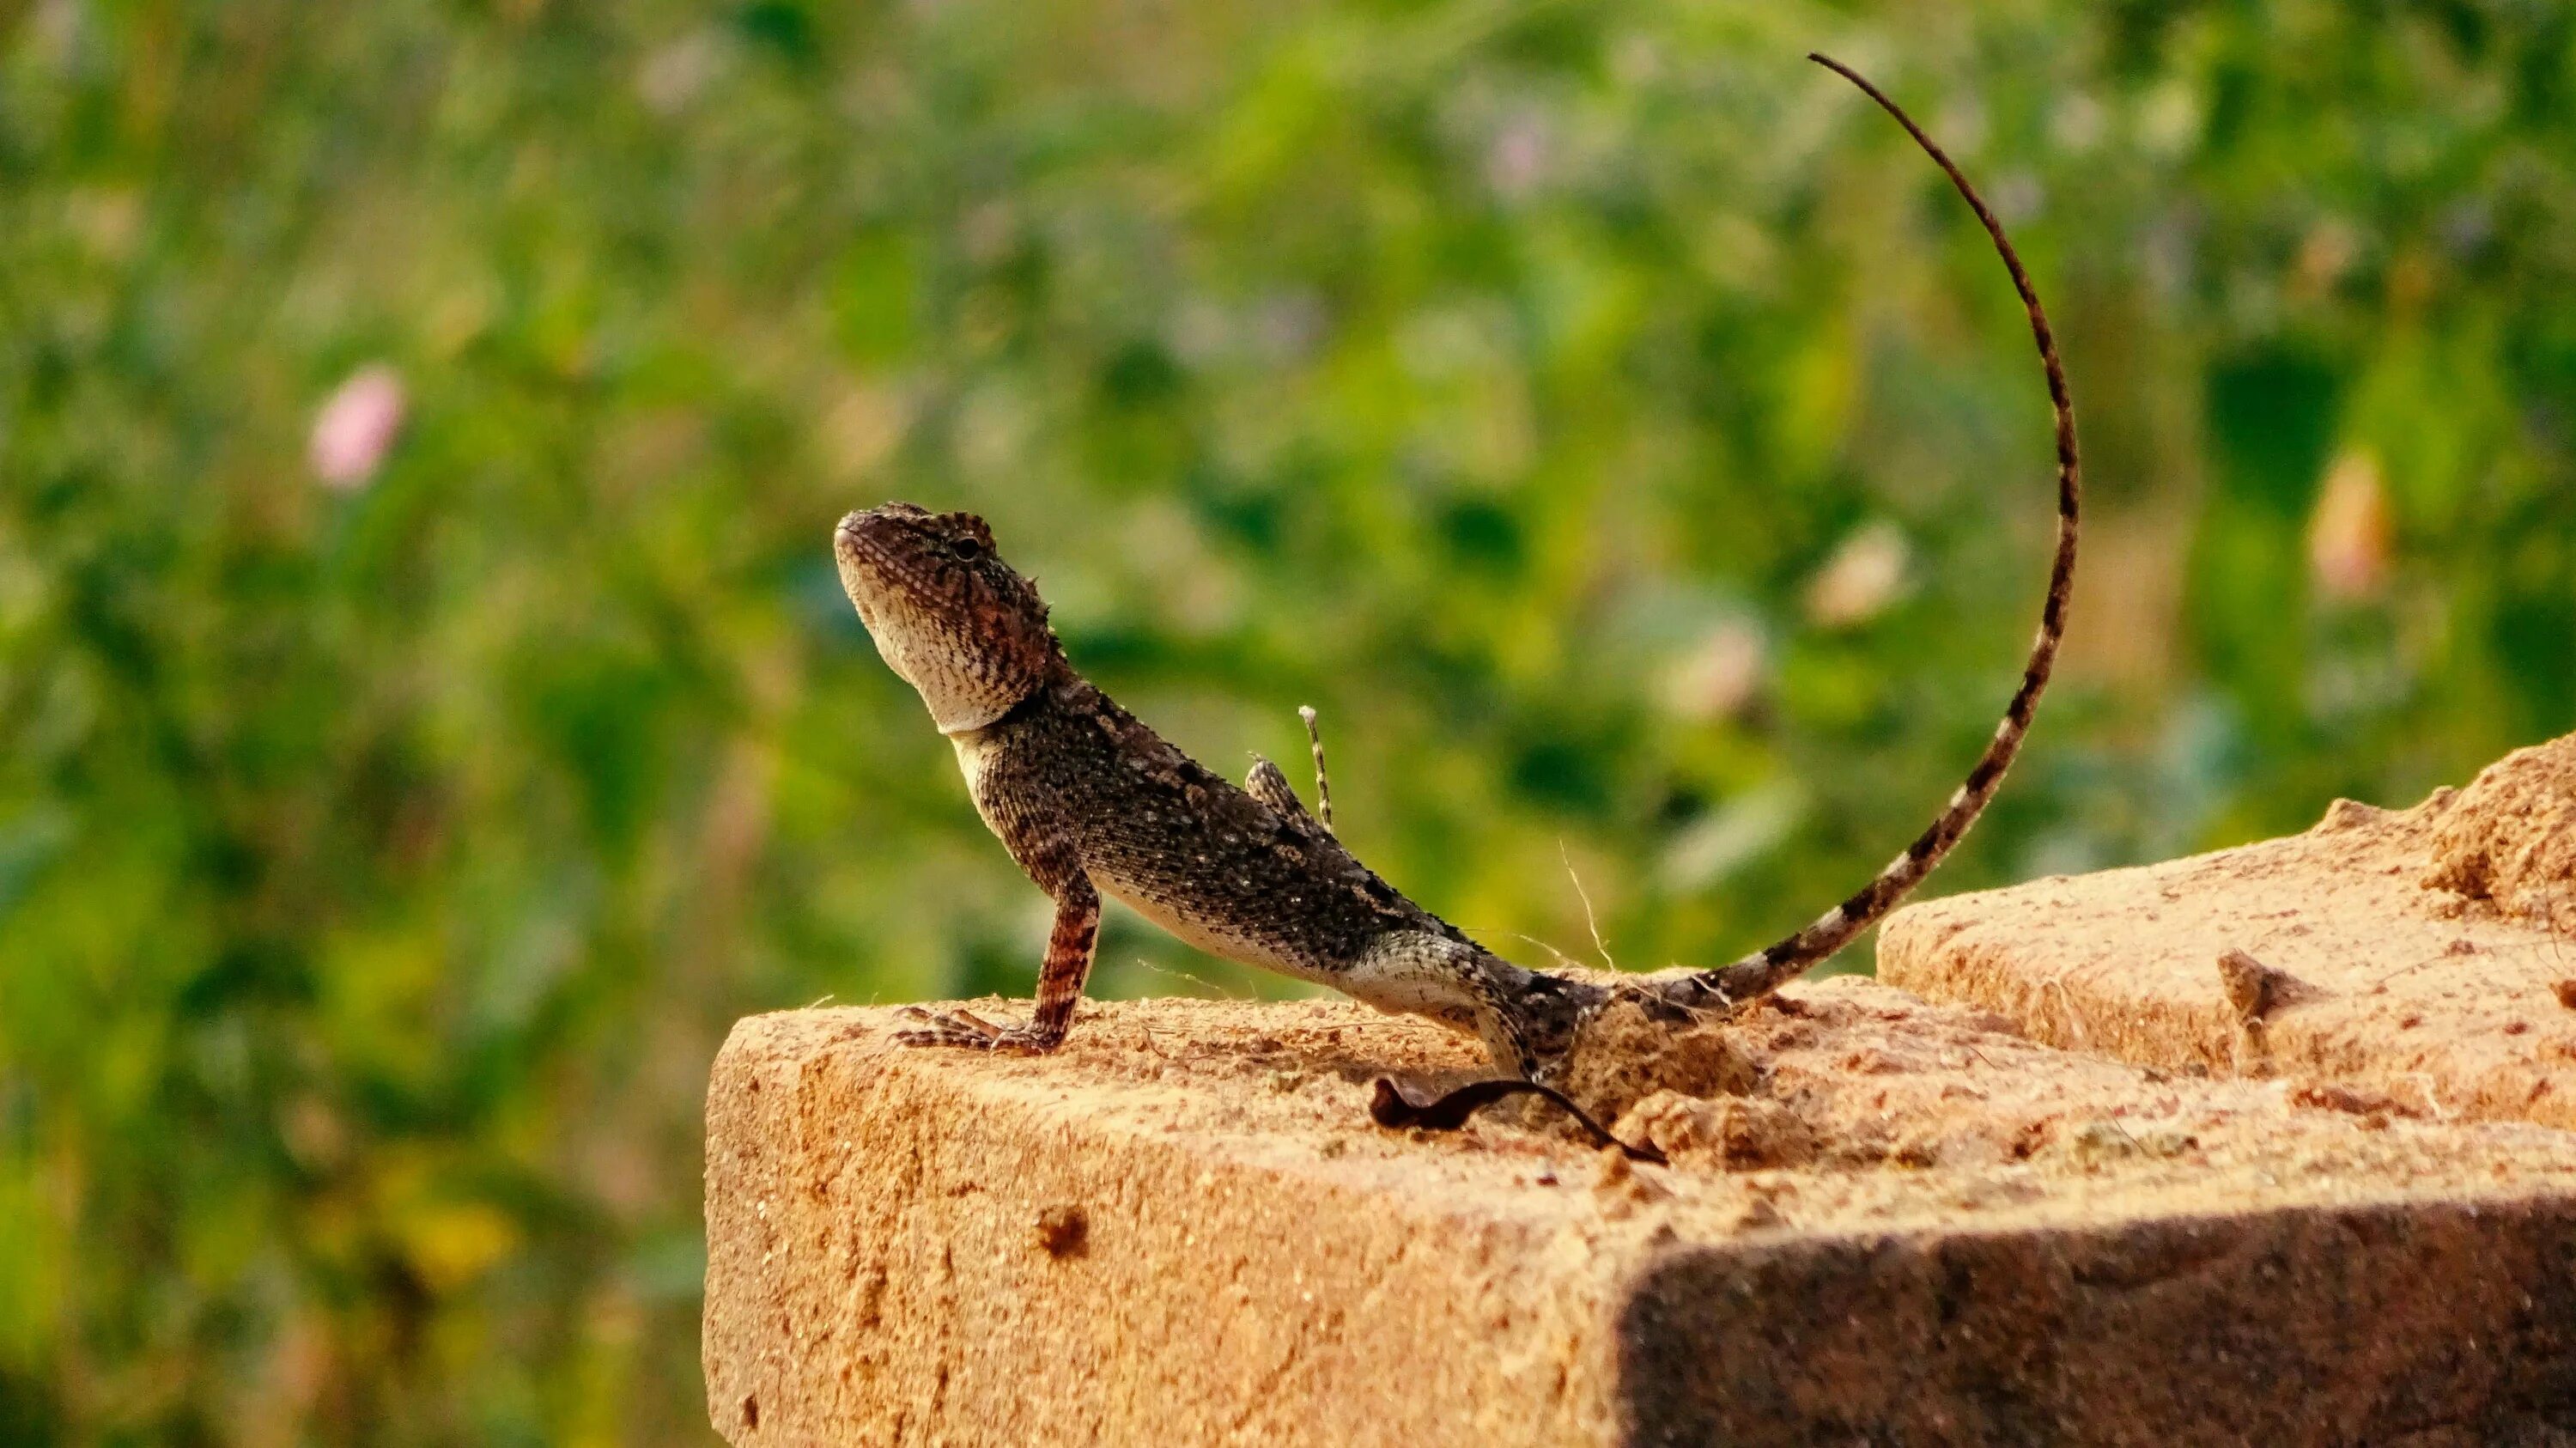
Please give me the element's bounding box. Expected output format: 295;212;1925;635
966;676;1466;979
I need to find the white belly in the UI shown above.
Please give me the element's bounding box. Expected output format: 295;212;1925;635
1093;873;1320;981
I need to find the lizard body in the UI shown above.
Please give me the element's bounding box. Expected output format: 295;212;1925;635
833;54;2078;1083
837;503;1600;1071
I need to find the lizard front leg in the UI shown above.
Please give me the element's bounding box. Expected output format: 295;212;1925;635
898;774;1102;1054
896;873;1100;1053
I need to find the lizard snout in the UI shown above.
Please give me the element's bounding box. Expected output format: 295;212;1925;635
835;502;940;554
834;508;906;566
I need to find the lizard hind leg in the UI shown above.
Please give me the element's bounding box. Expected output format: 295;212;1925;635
1243;755;1313;822
1346;932;1607;1079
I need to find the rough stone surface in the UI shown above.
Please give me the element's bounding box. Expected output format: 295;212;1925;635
2427;733;2576;933
704;984;2576;1446
1881;731;2576;1130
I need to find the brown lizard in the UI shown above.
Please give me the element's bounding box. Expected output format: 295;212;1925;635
830;53;2080;1090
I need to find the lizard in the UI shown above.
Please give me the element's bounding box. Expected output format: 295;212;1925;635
829;52;2080;1095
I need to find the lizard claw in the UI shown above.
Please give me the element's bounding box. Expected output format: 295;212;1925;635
891;1007;1002;1049
890;1009;1062;1055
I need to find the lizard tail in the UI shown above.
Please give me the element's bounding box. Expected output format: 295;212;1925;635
1655;52;2081;1013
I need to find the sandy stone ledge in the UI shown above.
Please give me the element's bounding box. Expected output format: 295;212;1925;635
1881;731;2576;1130
703;987;2576;1447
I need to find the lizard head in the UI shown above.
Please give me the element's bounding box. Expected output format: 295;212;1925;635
835;502;1065;733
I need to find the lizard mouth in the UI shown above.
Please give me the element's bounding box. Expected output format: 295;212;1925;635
831;510;908;624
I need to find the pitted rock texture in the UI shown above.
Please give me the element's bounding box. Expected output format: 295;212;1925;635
2426;732;2576;933
703;987;2576;1446
1881;730;2576;1130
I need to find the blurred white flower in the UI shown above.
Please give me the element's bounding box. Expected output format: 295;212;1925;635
1659;618;1766;723
2136;78;2202;157
636;32;719;115
1991;172;2045;227
309;364;406;490
2309;448;2393;603
1252;290;1326;363
2050;93;2106;155
1932;98;1988;159
2292;217;2360;301
1659;782;1803;892
822;382;909;482
1805;520;1911;628
958;199;1017;265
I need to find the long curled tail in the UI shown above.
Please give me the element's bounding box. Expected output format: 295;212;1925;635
1655;52;2081;1013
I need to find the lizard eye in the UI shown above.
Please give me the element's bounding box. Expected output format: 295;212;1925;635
951;537;984;562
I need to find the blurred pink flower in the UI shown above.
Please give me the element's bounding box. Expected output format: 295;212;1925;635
2309;449;2393;602
1484;113;1551;200
309;364;407;490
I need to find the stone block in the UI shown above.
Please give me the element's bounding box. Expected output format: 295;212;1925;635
703;986;2576;1445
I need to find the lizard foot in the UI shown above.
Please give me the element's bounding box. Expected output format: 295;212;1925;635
1607;976;1722;1024
890;1007;1061;1054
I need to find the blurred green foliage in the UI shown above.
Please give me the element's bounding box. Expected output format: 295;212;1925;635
4;0;2573;1440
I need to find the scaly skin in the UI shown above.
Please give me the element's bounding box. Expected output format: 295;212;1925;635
833;54;2079;1082
835;502;1602;1075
